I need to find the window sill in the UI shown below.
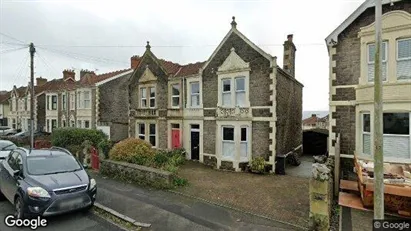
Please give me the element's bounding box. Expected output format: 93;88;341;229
357;154;411;164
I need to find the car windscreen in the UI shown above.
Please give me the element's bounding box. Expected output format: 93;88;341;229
27;155;82;175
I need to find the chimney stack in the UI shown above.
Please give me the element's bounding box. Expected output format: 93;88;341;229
131;55;140;69
283;34;296;77
63;69;75;81
36;77;47;86
80;69;95;81
312;114;317;118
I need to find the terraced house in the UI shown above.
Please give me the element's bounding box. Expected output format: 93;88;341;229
8;78;48;131
43;68;131;133
326;0;411;176
128;17;303;172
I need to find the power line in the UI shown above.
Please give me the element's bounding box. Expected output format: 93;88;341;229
0;32;27;45
0;46;28;55
0;41;28;47
37;46;128;65
36;50;61;77
34;43;325;48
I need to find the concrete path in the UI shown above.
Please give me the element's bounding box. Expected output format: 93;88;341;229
90;172;304;231
286;155;314;178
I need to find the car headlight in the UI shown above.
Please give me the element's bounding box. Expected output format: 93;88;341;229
89;178;96;190
27;187;51;198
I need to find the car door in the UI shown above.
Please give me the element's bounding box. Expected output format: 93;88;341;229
1;151;20;202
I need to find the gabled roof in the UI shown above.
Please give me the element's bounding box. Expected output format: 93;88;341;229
0;91;10;104
175;62;205;77
325;0;402;47
78;69;131;86
202;18;274;71
39;78;76;94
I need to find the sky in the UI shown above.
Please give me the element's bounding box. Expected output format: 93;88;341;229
0;0;366;111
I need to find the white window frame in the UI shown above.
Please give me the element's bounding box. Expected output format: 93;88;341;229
83;91;91;109
149;123;156;147
361;113;371;155
221;126;235;159
367;42;388;82
84;120;90;129
240;126;248;159
70;93;75;110
77;91;83;109
51;119;57;131
149;87;156;108
138;123;145;140
221;79;232;107
189;81;200;108
140;87;147;108
235;77;246;107
396;38;411;80
77;120;82;128
62;93;67;110
171;83;180;108
217;70;250;108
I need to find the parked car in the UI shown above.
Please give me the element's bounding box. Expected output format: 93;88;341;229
0;126;17;136
0;147;97;218
0;140;17;159
9;130;50;139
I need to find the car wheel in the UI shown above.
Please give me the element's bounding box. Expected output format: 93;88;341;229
14;196;25;219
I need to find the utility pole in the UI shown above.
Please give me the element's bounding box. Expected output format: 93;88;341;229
373;0;384;219
29;43;35;150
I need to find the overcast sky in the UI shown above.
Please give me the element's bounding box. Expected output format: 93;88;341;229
0;0;366;111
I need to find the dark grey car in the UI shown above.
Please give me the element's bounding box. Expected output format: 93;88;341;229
0;147;97;218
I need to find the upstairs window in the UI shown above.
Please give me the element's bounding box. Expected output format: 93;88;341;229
171;83;180;108
140;88;147;108
83;91;91;109
367;42;388;82
190;82;200;107
397;38;411;80
77;92;83;109
51;95;57;110
235;77;246;107
62;93;67;110
149;87;156;108
222;79;231;106
70;93;75;109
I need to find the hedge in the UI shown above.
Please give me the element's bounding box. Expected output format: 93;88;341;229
50;128;107;148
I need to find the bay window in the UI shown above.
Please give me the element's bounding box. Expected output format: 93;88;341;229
222;79;231;106
361;112;410;160
62;93;67;110
149;87;156;108
397;38;411;80
70;93;75;109
140;88;147;108
51;95;57;110
190;82;200;107
83;91;90;109
77;92;82;109
235;77;246;106
240;126;248;158
222;127;235;159
171;83;180;108
138;124;145;140
367;42;387;82
149;124;156;147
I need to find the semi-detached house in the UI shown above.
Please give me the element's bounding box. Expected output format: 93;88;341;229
326;0;411;177
126;17;304;173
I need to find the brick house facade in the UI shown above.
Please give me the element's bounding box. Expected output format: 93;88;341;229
326;0;411;177
128;17;303;173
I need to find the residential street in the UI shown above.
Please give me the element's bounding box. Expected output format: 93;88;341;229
90;172;303;231
0;200;125;231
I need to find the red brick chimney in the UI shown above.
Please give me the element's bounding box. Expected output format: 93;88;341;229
36;77;47;86
80;69;95;81
131;55;140;69
63;69;75;81
283;34;296;77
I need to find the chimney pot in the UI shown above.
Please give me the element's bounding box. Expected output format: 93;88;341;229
312;114;317;117
63;69;75;81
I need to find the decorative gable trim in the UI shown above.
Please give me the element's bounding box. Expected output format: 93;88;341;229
139;66;157;83
358;10;411;37
217;47;250;74
202;28;272;72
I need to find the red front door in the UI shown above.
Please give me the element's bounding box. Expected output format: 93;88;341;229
172;129;180;148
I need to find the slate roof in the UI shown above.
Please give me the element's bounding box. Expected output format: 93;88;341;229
0;92;10;104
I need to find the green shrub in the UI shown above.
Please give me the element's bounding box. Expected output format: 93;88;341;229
153;151;169;167
97;139;114;159
173;177;188;187
109;138;155;165
51;128;107;148
249;156;266;174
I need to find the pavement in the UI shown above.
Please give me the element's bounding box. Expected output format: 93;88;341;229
89;171;304;231
0;200;125;231
286;155;314;178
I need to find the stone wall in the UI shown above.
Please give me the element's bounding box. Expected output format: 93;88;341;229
251;121;270;159
275;69;303;156
100;159;174;189
98;73;132;142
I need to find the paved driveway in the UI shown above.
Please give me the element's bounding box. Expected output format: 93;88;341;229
0;201;124;231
